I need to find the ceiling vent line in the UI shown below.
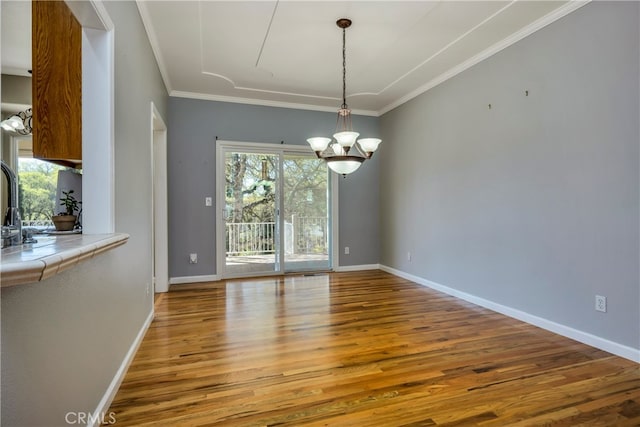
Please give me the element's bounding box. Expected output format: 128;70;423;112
255;0;280;68
376;1;516;97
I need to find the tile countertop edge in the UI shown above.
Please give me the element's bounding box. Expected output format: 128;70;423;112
0;233;130;288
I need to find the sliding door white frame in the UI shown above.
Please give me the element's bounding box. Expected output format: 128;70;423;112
216;140;338;279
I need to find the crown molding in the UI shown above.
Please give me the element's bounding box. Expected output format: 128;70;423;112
67;0;113;31
136;0;172;95
378;0;591;116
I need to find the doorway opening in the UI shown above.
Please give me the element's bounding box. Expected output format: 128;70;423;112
152;104;168;292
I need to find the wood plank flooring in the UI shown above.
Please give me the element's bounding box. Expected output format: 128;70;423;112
106;270;640;426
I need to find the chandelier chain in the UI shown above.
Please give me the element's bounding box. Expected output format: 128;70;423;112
342;26;347;109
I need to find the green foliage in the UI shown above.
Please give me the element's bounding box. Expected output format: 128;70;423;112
225;153;277;224
282;155;327;221
224;152;329;256
58;190;80;216
224;153;328;224
18;159;64;221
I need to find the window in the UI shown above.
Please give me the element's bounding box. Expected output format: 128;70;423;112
18;157;64;226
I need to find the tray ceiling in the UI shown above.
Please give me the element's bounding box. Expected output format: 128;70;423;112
137;0;588;116
1;1;589;116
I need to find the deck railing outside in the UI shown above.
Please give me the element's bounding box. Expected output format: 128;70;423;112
226;217;327;256
291;215;328;255
226;222;276;256
21;220;54;229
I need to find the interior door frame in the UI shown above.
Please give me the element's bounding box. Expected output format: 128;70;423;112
216;140;338;279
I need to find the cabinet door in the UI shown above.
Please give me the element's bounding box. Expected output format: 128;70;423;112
32;0;82;167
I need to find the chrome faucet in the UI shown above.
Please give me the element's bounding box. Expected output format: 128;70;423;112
1;160;22;248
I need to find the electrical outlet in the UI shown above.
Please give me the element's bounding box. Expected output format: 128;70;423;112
189;253;198;264
205;197;212;206
344;246;350;255
595;295;606;312
408;252;412;262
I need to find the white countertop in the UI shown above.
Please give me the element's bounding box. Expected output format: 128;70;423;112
1;233;129;287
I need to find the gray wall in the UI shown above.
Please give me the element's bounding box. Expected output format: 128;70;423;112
1;1;168;425
1;74;31;105
380;1;639;349
168;98;380;278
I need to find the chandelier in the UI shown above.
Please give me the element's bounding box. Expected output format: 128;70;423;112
307;18;381;176
0;108;32;135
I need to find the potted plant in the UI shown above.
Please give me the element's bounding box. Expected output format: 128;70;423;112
52;190;81;231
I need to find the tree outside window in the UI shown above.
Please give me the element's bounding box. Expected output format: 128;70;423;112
18;158;65;221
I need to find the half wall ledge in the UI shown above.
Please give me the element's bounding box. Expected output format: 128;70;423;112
0;233;129;287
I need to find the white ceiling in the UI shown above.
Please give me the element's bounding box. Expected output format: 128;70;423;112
137;0;588;116
1;1;589;116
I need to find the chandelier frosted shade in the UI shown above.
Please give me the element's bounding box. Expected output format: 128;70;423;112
332;144;346;155
357;138;382;155
326;157;364;175
308;137;332;152
0;109;32;135
333;131;359;148
0;115;25;132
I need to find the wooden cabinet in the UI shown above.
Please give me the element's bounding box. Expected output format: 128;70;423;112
32;0;82;168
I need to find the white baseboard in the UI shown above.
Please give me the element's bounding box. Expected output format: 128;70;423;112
335;264;380;272
169;274;221;285
380;264;640;364
89;308;154;427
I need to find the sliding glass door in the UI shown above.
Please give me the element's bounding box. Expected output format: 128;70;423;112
283;154;330;272
223;151;280;276
218;142;333;278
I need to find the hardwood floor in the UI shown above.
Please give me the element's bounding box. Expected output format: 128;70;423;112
107;270;640;426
